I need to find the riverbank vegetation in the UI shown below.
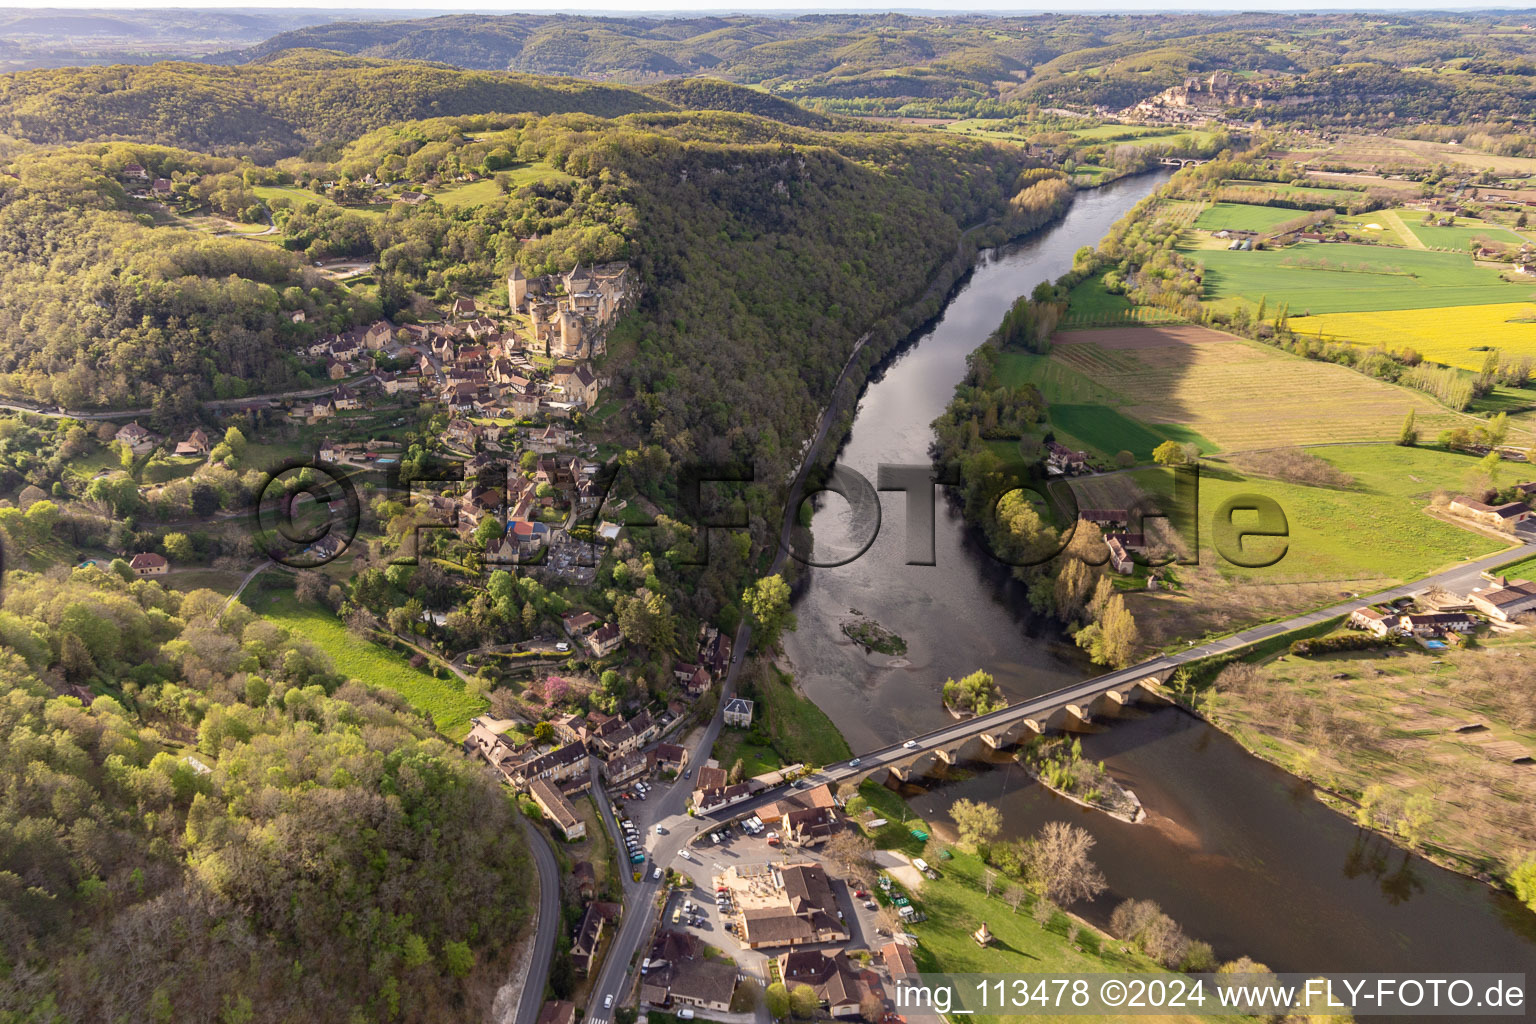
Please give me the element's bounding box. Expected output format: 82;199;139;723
942;669;1006;716
1200;635;1536;900
1017;735;1143;822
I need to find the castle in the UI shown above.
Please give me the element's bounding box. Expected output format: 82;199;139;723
508;263;636;360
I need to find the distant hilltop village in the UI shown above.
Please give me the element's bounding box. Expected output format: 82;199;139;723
1122;70;1282;124
510;262;635;361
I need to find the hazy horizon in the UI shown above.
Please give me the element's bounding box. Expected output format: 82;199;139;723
4;2;1533;12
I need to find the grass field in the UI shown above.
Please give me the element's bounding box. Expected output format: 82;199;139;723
252;185;386;216
1194;202;1306;233
758;667;852;768
1043;326;1487;452
245;585;487;738
1049;403;1212;461
1291;134;1536;175
1189;243;1536;315
1210;635;1536;877
432;162;577;208
1074;443;1509;583
1405;218;1525;250
1288;301;1536;369
909;850;1241;1024
431;178;504;209
1225;179;1366;203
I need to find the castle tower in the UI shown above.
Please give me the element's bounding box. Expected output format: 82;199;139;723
528;304;545;347
508;266;527;310
558;310;582;357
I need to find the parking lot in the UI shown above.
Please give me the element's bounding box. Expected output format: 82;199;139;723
668;823;890;954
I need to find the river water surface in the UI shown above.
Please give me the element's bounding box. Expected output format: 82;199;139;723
783;171;1536;972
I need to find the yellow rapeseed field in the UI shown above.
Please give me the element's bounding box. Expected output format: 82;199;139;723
1289;302;1536;369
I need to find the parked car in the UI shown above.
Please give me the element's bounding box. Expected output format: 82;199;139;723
555;641;570;652
655;824;667;835
653;866;663;881
865;901;877;910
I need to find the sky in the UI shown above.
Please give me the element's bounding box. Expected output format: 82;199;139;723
8;1;1534;9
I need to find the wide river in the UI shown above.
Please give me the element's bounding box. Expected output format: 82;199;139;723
784;171;1536;972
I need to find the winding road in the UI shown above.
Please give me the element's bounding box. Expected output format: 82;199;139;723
512;815;561;1024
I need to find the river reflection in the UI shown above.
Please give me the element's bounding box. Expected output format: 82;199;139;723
784;170;1536;973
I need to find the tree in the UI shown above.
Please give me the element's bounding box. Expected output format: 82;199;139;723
942;669;1003;714
532;722;557;744
162;531;194;562
1510;854;1536;913
224;426;247;456
729;758;745;784
1025;821;1106;905
765;982;791;1019
1152;440;1186;466
1114;449;1136;468
1397;409;1417;446
1054;557;1092;620
860;993;886;1022
442;940;475;978
1097;595;1140;668
744;574;795;650
824;829;877;879
1005;885;1028;914
789;983;819;1019
473;515;504;549
951;798;1002;848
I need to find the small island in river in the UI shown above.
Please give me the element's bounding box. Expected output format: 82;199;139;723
841;615;908;656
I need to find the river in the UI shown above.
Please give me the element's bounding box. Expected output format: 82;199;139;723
783;171;1536;972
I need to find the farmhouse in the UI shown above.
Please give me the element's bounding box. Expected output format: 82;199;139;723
129;552;168;576
1468;578;1536;622
174;428;211;457
1347;606;1394;638
1106;535;1134;574
115;421;160;455
528;779;586;841
587;622;624;658
1448;495;1532;527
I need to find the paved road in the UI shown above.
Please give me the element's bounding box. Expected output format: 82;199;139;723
577;327;1536;1017
586;326;873;1023
735;534;1536;798
513;814;561;1024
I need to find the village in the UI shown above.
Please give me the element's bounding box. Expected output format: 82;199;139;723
464;673;933;1024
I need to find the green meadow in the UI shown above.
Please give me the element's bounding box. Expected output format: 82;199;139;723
1189;243;1536;314
245;584;488;738
1405;218;1526;250
1131;444;1508;582
1050;403;1213;461
1194;202;1306;233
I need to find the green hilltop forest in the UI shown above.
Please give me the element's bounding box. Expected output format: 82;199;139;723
215;12;1536;136
0;568;531;1022
0;56;1055;485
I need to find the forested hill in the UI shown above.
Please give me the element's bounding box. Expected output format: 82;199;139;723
218;12;1536;128
0;570;532;1022
0;51;669;157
